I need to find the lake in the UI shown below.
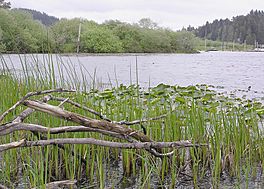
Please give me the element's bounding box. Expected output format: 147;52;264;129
1;51;264;99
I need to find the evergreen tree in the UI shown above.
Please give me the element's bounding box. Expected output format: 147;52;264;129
195;10;264;45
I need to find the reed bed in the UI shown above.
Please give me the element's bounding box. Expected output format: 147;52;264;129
0;54;263;188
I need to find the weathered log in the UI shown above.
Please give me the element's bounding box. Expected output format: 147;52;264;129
0;122;136;142
0;138;206;153
23;100;154;143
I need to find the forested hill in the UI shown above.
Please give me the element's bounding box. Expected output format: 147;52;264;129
193;10;264;45
16;8;59;26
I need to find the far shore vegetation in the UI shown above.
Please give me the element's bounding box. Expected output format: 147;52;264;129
0;7;253;54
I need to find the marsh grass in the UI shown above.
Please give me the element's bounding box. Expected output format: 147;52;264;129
0;54;263;188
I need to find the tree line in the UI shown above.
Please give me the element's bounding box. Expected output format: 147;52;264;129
0;8;197;53
193;10;264;45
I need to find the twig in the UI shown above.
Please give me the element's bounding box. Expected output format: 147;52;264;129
0;138;207;153
116;114;167;125
0;88;75;123
12;95;51;123
50;96;112;122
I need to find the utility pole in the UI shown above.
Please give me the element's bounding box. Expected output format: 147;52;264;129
77;19;82;53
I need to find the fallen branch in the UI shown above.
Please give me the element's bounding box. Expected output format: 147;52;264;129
10;95;88;165
0;122;137;142
116;114;167;125
0;122;170;157
0;138;207;153
12;95;51;123
23;100;154;143
0;88;75;123
50;96;112;122
0;139;25;152
50;96;167;125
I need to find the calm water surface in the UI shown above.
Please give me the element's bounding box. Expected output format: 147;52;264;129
2;51;264;98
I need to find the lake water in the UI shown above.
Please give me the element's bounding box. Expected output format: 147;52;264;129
1;51;264;99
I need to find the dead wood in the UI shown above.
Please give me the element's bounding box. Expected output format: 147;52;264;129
0;89;207;159
0;88;75;123
23;100;154;143
0;138;206;153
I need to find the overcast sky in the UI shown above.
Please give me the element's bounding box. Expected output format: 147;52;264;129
9;0;264;30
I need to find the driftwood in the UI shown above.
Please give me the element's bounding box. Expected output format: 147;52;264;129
0;88;207;158
0;139;204;153
23;99;155;143
0;122;137;142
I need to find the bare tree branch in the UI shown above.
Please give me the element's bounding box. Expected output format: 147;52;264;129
50;96;167;125
0;138;207;153
22;100;155;144
0;88;75;123
12;95;51;123
116;114;167;125
0;122;136;142
9;95;88;165
50;96;112;122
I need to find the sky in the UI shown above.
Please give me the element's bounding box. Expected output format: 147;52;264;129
9;0;264;30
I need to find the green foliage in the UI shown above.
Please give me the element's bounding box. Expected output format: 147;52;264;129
81;24;123;53
138;28;172;53
51;18;81;53
112;24;143;52
138;18;158;29
0;26;6;52
0;9;54;53
0;9;198;53
195;10;264;45
17;8;59;26
169;30;197;53
105;19;197;53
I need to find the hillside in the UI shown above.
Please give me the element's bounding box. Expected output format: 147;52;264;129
193;10;264;45
17;8;59;26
